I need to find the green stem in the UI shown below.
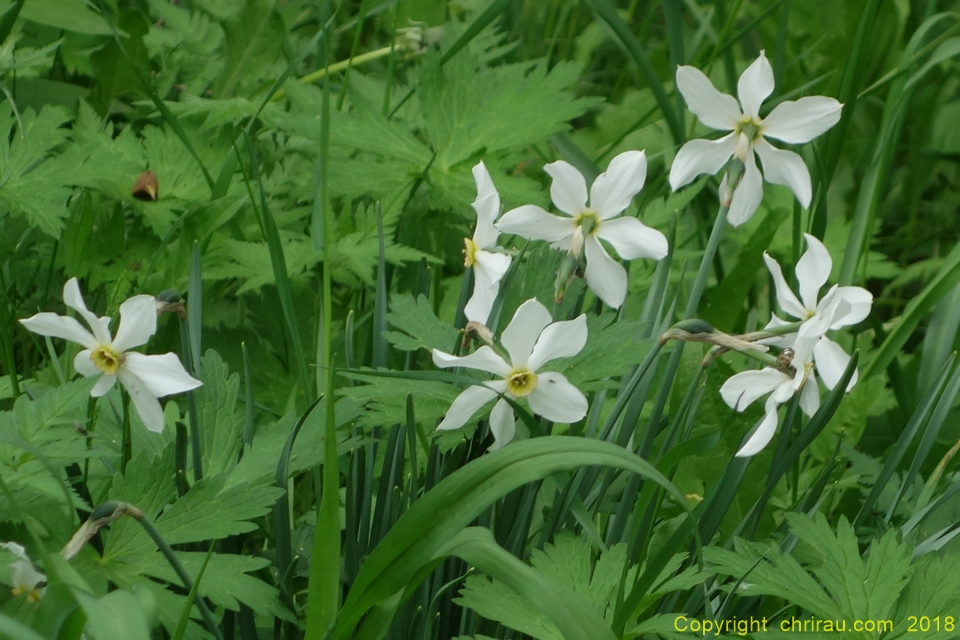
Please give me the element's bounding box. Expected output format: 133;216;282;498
684;204;730;319
179;316;203;482
135;515;225;640
120;391;131;474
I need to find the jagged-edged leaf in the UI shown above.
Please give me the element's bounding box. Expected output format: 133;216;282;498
0;106;74;234
155;474;283;545
384;293;460;353
196;349;244;478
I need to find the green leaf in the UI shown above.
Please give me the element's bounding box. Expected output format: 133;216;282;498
334;436;689;639
19;0;119;35
155;474;283;545
442;528;615;640
456;574;564;640
0;106;74;234
211;0;285;98
75;590;151;640
384;293;460;352
196;350;244;478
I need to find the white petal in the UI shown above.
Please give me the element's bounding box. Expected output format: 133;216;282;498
111;295;158;353
432;346;512;377
20;313;98;349
501;299;553;368
473;250;511;289
726;149;764;226
814;336;857;391
471;162;501;249
528;314;587;372
589;150;647;219
0;542;28;560
73;349;98;377
799;371;820;417
758;315;796;348
827;286;872;329
472;160;497;202
737;51;774;119
467;250;512;323
735;395;780;457
669;134;736;190
720;368;790;411
791;327;821;366
583;235;628;309
91;374;118;397
12;559;46;592
465;287;496;325
472;194;501;250
117;370;166;433
675;65;742;130
122;352;203;397
487;398;516;450
527;371;588;423
62;278;112;345
544;161;588;216
496;204;576;243
763;252;806;319
794;233;831;310
753;138;812;208
597;217;668;260
761;96;843;144
436;384;500;432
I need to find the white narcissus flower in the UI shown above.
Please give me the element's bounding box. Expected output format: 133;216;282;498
1;542;46;602
670;51;842;226
464;161;511;325
20;278;202;433
763;233;872;391
432;299;588;450
495;151;668;308
721;329;822;457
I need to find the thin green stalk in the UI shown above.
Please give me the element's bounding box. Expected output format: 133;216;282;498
305;66;340;640
120;391;131;474
179;315;203;482
136;513;225;640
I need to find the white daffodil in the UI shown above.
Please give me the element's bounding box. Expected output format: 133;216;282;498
670;51;842;226
464;161;511;325
20;278;202;433
721;328;821;457
763;233;872;391
496;151;668;308
1;542;46;602
432;298;588;450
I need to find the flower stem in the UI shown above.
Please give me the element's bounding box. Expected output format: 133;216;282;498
120;390;131;474
683;203;729;319
134;512;225;640
179;315;203;482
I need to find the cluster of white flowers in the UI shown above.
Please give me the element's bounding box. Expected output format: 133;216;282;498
720;235;872;456
18;53;858;459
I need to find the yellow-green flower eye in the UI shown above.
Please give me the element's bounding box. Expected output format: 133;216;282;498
506;369;538;397
90;346;124;375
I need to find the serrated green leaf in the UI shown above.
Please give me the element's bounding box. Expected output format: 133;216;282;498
155;474;283;544
195;350;243;477
384;293;460;352
455;575;565;640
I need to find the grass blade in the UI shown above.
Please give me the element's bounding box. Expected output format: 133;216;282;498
584;0;683;143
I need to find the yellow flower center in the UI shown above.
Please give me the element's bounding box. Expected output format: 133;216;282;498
506;369;538;397
574;210;600;236
735;118;762;142
463;237;478;267
11;585;44;603
90;346;124;375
